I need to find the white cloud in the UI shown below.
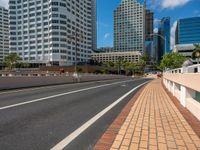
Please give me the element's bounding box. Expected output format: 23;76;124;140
170;21;177;49
0;0;9;9
150;0;191;9
161;0;191;9
104;33;110;39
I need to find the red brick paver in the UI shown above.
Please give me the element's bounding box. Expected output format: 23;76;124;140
94;79;200;150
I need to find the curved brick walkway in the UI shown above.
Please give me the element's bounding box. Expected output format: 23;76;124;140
109;80;200;150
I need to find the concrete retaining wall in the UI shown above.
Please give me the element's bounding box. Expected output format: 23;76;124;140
0;75;130;90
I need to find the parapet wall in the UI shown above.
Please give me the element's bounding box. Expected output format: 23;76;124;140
0;75;130;90
163;70;200;121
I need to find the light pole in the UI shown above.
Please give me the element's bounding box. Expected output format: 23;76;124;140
67;29;83;73
67;29;83;81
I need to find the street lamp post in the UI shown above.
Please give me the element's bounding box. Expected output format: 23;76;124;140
74;30;78;74
67;29;83;74
67;29;83;81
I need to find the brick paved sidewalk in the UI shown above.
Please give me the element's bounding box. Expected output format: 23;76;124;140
95;79;200;150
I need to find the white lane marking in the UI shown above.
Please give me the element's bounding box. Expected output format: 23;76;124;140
0;78;128;95
51;81;148;150
0;80;134;111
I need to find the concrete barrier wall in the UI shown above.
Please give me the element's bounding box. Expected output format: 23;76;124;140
163;73;200;120
0;75;130;90
163;73;200;92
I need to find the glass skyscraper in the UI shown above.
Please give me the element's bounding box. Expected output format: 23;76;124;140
175;17;200;45
158;17;170;55
173;17;200;58
114;0;145;52
9;0;96;66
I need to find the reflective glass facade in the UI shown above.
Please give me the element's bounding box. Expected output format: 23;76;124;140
175;17;200;45
158;17;170;54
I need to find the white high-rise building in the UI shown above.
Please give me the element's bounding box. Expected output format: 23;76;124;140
0;6;9;62
9;0;96;66
114;0;145;52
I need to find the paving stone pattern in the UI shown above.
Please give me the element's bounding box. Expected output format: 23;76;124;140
111;80;200;150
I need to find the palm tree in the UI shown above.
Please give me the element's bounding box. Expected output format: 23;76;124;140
192;44;200;64
3;53;22;70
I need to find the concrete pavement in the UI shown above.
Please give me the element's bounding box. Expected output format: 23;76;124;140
94;80;200;150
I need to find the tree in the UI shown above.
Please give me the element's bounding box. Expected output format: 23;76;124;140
159;53;186;70
3;53;22;70
192;44;200;64
140;53;150;64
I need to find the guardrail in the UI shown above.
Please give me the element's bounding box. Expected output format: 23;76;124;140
163;64;200;120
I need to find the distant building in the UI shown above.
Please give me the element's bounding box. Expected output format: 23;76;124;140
145;41;154;58
97;47;114;53
0;6;9;63
9;0;96;66
152;35;159;63
174;17;200;58
175;17;200;45
91;0;97;51
114;0;145;52
145;9;154;41
91;51;141;63
158;17;170;61
144;9;154;59
173;44;195;57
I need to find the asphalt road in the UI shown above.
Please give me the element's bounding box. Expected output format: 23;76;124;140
0;78;150;150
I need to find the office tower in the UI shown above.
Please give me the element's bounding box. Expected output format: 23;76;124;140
9;0;96;66
144;9;154;59
175;17;200;45
157;17;170;62
174;17;200;57
0;6;9;63
145;9;154;41
114;0;145;52
91;0;97;51
158;17;170;55
153;35;159;63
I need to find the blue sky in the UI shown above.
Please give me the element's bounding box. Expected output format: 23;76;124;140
97;0;200;48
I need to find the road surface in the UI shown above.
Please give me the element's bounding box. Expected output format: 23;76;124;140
0;78;150;150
